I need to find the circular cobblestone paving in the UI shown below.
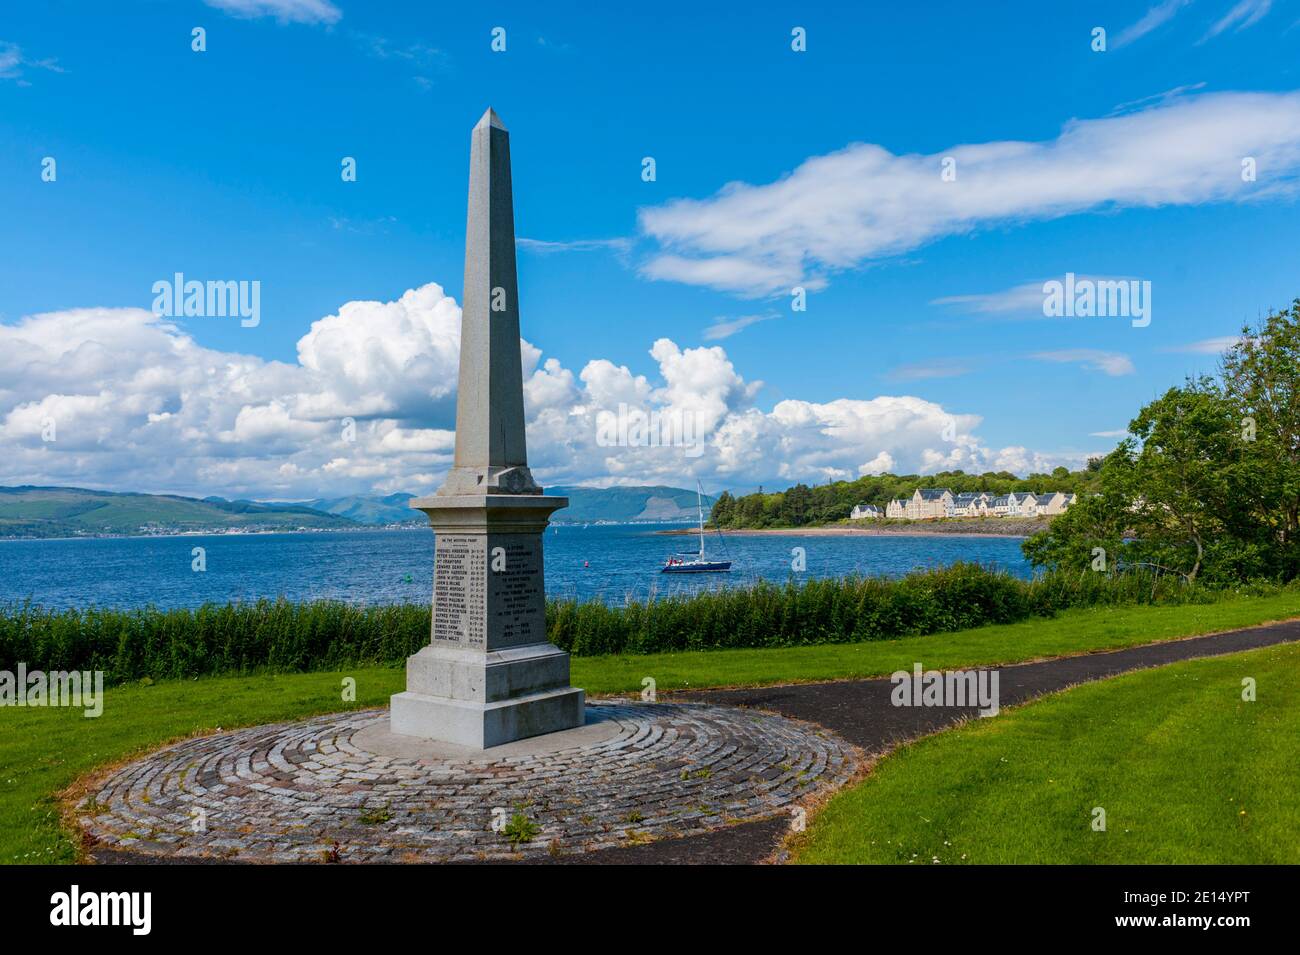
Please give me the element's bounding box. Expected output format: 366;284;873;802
77;702;859;862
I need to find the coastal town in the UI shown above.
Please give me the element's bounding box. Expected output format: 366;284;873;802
850;488;1077;521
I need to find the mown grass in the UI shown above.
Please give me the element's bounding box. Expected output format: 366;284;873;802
3;592;1298;864
791;642;1300;864
1;669;402;864
3;564;1275;685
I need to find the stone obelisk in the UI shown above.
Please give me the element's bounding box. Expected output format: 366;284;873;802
390;108;584;748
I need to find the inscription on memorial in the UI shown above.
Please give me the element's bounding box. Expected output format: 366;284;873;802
432;534;487;648
487;533;546;649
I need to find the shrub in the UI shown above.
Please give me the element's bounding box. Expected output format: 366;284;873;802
0;564;1277;686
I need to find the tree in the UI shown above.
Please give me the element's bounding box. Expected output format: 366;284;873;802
709;490;735;526
1121;380;1243;580
1221;299;1300;572
1025;378;1257;581
1021;477;1129;574
781;483;813;525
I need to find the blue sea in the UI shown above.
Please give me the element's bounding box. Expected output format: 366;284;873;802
0;525;1033;610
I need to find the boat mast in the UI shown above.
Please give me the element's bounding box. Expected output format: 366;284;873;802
696;480;705;558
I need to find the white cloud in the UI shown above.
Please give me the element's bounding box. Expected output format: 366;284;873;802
1108;83;1207;116
934;275;1149;320
1090;429;1130;438
0;40;63;85
1031;349;1136;376
0;284;1093;500
887;358;977;380
931;281;1047;316
702;313;779;341
1162;335;1243;354
0;42;22;79
1113;0;1194;49
1204;0;1273;39
517;237;632;255
204;0;342;25
292;283;462;425
637;91;1300;296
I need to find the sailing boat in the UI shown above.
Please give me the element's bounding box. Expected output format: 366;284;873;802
662;481;732;573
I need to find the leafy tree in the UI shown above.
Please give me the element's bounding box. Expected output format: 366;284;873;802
1021;477;1128;574
782;483;813;525
1120;380;1243;580
709;490;735;527
1026;299;1300;583
1220;299;1300;574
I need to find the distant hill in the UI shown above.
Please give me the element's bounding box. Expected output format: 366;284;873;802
0;486;358;539
544;485;707;523
295;492;418;526
0;483;709;538
297;485;707;525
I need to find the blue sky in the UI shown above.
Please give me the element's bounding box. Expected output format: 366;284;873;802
2;0;1299;499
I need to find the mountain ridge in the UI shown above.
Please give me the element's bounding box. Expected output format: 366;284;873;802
0;484;707;538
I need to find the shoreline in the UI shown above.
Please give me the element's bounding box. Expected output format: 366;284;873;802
726;527;1029;539
658;519;1048;540
0;520;697;544
0;524;426;544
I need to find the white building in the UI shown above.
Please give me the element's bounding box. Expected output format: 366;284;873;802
910;488;955;519
953;491;991;516
1007;491;1037;516
882;487;1077;521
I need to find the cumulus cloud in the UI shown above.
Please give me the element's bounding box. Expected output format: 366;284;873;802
0;284;1093;500
293;284;462;425
637;91;1300;296
0;288;462;499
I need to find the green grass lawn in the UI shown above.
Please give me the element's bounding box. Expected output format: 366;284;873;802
792;641;1300;864
2;591;1297;864
569;591;1300;691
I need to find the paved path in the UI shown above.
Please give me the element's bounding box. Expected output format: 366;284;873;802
553;619;1300;865
92;619;1300;865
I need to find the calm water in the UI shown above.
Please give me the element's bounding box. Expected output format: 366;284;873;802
0;524;1032;610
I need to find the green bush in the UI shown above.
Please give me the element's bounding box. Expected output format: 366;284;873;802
0;563;1272;687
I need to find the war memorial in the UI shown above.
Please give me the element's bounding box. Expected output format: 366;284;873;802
75;111;859;862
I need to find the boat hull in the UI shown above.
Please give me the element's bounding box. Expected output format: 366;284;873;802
661;561;732;574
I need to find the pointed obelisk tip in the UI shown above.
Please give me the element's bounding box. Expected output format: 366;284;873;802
475;107;506;131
